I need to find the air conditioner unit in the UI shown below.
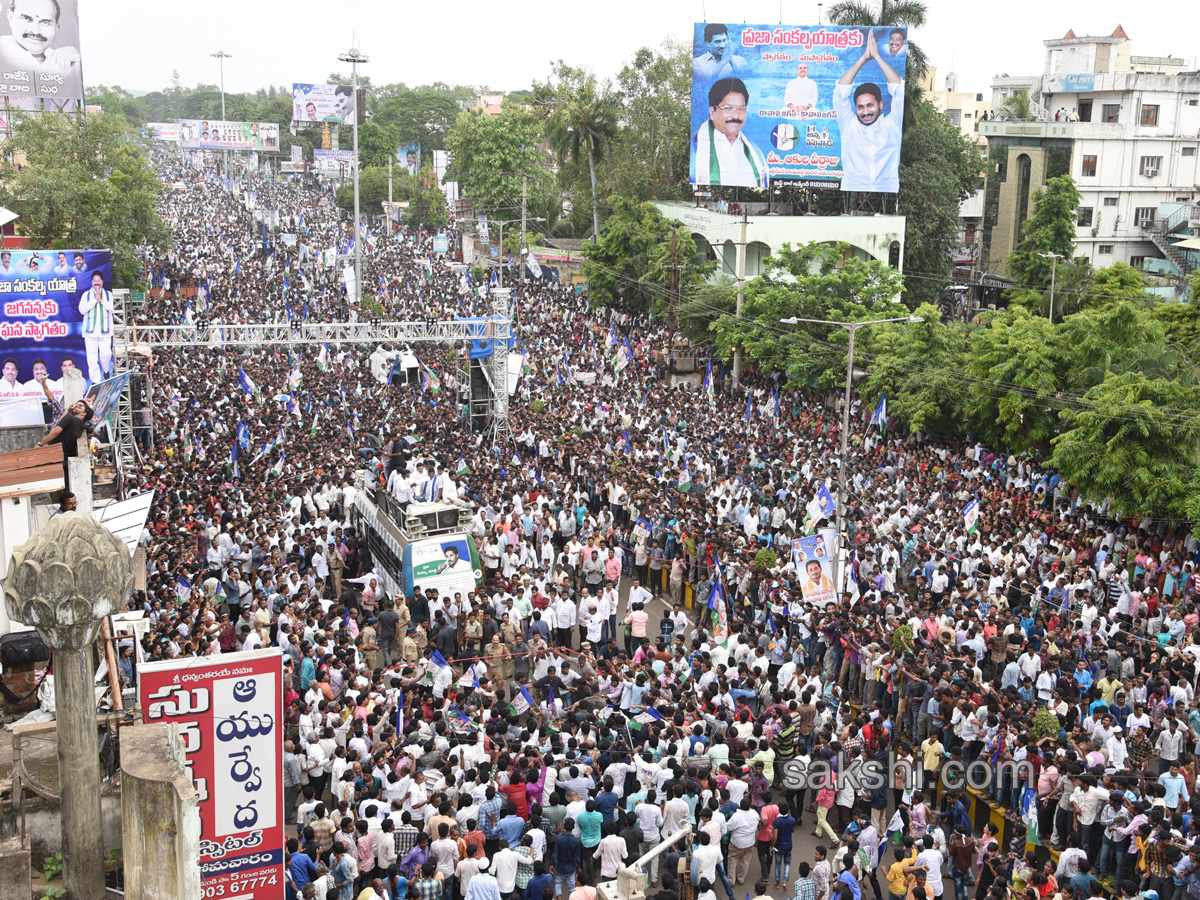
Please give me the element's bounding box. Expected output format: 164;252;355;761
1144;166;1159;178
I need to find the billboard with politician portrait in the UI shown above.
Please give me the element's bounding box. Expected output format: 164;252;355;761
178;120;279;152
291;83;355;125
689;23;908;191
397;143;421;176
0;249;112;427
0;0;84;110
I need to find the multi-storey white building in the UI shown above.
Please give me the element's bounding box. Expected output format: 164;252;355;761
982;27;1200;286
922;67;994;141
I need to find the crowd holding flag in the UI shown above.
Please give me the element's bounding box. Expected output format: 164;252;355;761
238;367;259;396
703;360;715;405
707;560;730;648
612;338;634;374
508;686;535;716
963;498;981;534
869;393;888;439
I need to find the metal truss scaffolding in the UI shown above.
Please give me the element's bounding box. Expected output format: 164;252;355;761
109;312;515;481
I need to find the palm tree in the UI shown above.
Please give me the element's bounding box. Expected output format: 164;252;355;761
1001;90;1032;121
826;0;929;126
534;63;616;240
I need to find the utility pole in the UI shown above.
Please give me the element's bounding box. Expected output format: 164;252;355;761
388;154;393;204
659;225;688;330
338;47;370;306
731;208;749;388
1039;251;1063;323
520;173;528;287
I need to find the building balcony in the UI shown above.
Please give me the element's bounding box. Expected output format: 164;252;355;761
978;121;1074;139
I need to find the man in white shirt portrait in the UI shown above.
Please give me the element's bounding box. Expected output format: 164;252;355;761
691;77;768;188
692;23;746;80
834;29;905;192
784;63;819;112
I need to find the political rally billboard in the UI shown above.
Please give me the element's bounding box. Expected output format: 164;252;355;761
145;121;180;142
397;143;421;176
291;82;355;125
0;0;84;109
0;248;112;427
178;119;280;152
689;23;908;191
139;649;286;900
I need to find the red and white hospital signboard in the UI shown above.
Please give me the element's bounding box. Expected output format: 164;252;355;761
139;649;285;900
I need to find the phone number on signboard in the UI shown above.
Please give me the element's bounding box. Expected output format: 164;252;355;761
202;873;278;897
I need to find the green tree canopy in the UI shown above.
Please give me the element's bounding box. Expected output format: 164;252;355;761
580;196;688;309
1006;174;1080;291
601;42;693;203
335;166;411;211
406;168;449;230
896;99;985;309
0;111;167;286
533;62;617;239
964;308;1062;452
1049;371;1200;518
371;87;461;151
860;302;969;434
444;106;550;216
706;242;906;387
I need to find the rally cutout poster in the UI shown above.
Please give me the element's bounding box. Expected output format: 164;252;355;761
689;23;908;190
792;528;838;606
0;248;112;426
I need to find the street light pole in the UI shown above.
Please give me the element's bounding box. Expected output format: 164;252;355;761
1039;251;1063;323
211;50;231;180
339;47;370;305
781;313;923;594
211;50;230;120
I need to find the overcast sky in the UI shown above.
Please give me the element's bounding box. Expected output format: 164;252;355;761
80;1;1198;100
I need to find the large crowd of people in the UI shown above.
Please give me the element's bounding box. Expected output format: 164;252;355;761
114;151;1200;900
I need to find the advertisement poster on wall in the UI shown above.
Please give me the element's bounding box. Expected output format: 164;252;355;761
138;649;285;900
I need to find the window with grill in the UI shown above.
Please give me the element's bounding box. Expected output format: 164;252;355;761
1140;105;1159;126
1081;155;1097;177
